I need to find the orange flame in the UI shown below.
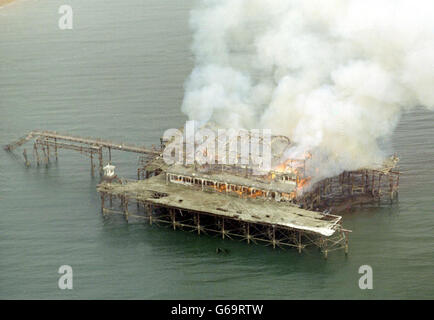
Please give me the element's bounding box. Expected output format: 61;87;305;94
296;177;311;193
209;184;267;199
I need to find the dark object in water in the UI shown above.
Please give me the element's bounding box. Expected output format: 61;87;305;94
216;247;230;254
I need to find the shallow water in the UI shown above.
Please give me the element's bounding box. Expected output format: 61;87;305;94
0;0;433;299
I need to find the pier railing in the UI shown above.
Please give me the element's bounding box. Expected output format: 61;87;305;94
4;130;161;175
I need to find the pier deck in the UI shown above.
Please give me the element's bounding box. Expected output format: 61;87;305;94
98;175;350;257
5;129;353;257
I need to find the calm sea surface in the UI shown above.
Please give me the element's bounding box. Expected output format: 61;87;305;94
0;0;433;299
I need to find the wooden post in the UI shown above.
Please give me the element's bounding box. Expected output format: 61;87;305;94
298;231;302;254
46;142;50;162
247;223;250;244
272;226;276;249
45;145;49;165
222;218;225;239
98;149;103;175
197;213;200;235
345;231;349;256
34;143;40;166
124;197;129;221
364;170;368;191
108;147;111;162
149;204;153;225
324;238;328;259
389;175;393;200
171;209;176;230
378;173;382;199
54;138;58;161
101;193;105;214
90;153;94;176
23;149;30;167
42;145;48;165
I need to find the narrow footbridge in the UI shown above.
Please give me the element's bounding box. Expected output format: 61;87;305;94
4;130;161;174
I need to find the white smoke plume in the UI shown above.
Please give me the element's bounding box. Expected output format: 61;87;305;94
181;0;434;179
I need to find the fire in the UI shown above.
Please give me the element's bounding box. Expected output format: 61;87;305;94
273;156;307;174
274;163;287;172
274;159;295;172
217;184;226;192
281;192;296;201
202;153;314;199
209;183;265;199
249;189;264;198
204;179;302;202
296;177;311;192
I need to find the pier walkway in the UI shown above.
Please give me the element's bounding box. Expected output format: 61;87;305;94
4;130;160;155
4;130;161;174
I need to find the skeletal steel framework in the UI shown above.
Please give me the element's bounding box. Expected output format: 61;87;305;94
299;162;400;211
5;130;159;175
98;181;350;259
5;130;402;258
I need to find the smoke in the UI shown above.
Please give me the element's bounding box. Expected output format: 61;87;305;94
181;0;434;179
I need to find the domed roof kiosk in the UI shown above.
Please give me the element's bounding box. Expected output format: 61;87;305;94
102;163;117;182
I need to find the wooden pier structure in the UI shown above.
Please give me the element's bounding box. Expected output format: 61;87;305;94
300;158;401;211
97;175;350;258
3;130;405;257
4;130;160;175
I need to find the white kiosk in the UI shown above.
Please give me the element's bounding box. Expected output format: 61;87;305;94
103;163;116;180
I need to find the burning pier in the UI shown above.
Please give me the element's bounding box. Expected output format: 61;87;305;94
299;159;400;212
4;130;401;258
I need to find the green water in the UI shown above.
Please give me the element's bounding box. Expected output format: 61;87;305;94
0;0;433;299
